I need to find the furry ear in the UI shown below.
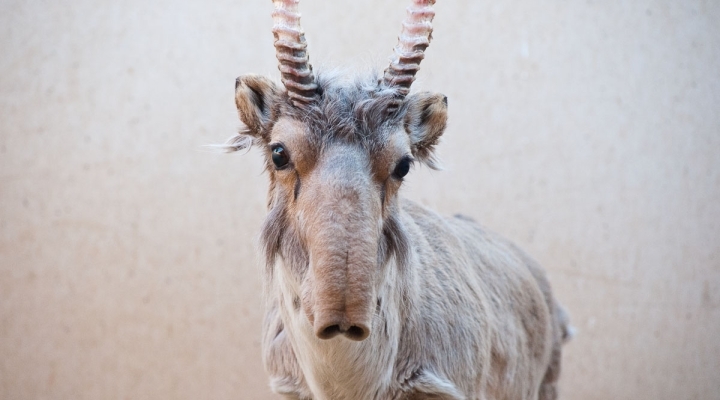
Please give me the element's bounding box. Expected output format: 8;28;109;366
403;92;448;169
235;74;282;140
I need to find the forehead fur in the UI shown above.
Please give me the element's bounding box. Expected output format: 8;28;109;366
279;69;404;152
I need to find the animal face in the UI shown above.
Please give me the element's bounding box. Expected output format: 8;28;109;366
233;73;448;341
229;0;445;341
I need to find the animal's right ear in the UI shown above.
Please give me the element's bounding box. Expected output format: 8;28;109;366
235;74;282;141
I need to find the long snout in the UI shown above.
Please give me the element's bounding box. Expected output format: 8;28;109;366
298;146;381;342
305;245;377;341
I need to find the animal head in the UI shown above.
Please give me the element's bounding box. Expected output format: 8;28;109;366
231;0;447;341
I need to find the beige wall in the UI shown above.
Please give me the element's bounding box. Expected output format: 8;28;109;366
1;0;719;399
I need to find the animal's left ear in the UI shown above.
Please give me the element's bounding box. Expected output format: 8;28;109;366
404;92;448;169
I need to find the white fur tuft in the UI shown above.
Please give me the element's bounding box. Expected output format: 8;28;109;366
203;127;254;153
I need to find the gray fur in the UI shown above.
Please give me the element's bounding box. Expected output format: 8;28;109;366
228;69;570;400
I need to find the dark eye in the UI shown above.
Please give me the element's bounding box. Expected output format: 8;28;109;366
392;156;412;180
271;144;290;169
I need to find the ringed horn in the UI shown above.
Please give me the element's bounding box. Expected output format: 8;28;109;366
271;0;317;108
383;0;436;112
270;0;436;111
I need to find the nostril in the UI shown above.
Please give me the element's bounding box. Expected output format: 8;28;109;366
345;326;364;339
345;325;369;341
317;324;343;340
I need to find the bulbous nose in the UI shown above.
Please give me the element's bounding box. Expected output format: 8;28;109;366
313;311;370;341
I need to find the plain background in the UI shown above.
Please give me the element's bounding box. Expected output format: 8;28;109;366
1;0;719;399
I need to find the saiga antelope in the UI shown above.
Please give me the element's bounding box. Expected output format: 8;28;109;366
222;0;572;398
